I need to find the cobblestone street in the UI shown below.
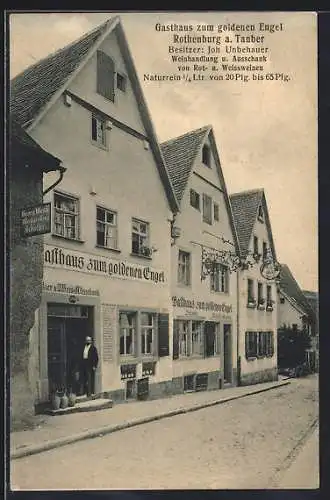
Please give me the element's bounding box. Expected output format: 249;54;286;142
11;375;318;490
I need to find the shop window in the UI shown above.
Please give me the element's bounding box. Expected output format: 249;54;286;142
192;321;204;356
202;144;211;166
120;363;137;379
178;250;191;286
245;331;258;359
178;320;190;357
91;115;107;147
97;50;115;102
190;189;200;210
96;206;118;249
131;218;151;257
202;193;212;224
142;361;156;376
213;202;219;221
265;331;274;357
53;191;80;240
141;312;156;356
210;263;229;293
204;321;219;357
119;312;137;356
116;72;127;92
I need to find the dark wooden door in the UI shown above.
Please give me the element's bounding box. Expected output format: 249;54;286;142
223;324;232;383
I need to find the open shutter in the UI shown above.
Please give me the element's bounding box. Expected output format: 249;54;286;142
158;314;169;357
245;332;249;359
173;319;179;360
97;51;115;101
204;322;216;357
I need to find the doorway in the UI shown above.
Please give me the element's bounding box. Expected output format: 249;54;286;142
223;324;232;383
47;303;94;396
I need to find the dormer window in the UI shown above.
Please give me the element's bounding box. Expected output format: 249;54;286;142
258;205;264;222
202;144;211;167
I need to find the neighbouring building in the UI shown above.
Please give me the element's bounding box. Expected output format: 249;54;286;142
10;17;179;406
230;189;278;386
161;125;241;393
9;120;62;426
278;265;318;371
303;289;319;371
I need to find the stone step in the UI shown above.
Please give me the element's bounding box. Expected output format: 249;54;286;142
45;398;113;416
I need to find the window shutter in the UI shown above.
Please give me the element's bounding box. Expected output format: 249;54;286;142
97;51;115;102
245;332;250;358
204;322;215;357
173;319;179;360
158;314;169;357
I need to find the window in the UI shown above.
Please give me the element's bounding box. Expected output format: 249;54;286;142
141;313;156;355
257;331;274;357
119;312;137;356
178;250;191;286
263;242;267;259
116;72;126;91
97;50;115;101
245;331;258;358
177;320;204;357
253;236;259;256
247;279;255;305
257;283;264;307
203;194;212;224
53;192;80;240
91;115;107;147
178;320;189;357
202;144;211;166
266;285;273;309
132;218;150;256
210;263;229;293
190;189;200;210
213;202;219;221
192;321;204;356
258;205;264;222
96;207;117;249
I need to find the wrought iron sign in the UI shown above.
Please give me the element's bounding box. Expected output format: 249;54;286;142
200;241;281;281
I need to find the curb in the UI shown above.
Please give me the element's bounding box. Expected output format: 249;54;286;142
11;380;290;460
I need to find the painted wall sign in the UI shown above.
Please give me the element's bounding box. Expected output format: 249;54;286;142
42;282;100;296
21;203;51;237
44;244;166;284
172;296;233;314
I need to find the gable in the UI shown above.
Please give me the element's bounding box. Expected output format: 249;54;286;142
67;29;147;135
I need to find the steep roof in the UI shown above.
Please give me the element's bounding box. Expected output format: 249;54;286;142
10;17;179;213
161;125;241;256
10;119;62;172
279;264;315;319
160;125;210;204
10;19;112;127
229;188;276;260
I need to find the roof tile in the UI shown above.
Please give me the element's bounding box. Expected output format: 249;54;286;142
160;126;210;204
10;19;111;126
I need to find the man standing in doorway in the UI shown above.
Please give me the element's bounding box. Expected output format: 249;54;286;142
82;336;99;396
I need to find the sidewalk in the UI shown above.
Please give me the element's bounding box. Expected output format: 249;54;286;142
10;378;290;460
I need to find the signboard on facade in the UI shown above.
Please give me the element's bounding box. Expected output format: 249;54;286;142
172;296;233;314
44;244;166;284
21;203;51;237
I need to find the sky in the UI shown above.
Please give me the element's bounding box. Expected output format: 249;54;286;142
9;11;318;292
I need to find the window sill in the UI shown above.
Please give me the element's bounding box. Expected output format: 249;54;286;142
210;289;229;295
246;356;257;361
91;140;109;151
266;306;274;312
178;355;204;361
52;234;85;244
247;302;257;309
119;357;137;364
177;282;191;288
257;305;265;310
130;252;152;261
96;245;121;254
